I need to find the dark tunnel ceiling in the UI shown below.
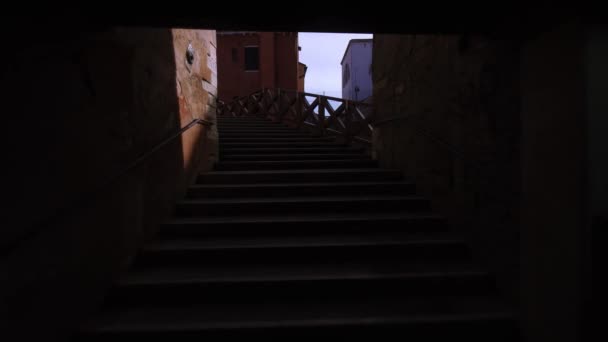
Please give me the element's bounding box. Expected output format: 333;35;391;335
4;6;585;37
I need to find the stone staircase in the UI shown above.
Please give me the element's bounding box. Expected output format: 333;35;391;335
75;115;520;340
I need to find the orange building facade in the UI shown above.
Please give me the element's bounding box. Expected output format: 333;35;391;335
217;32;305;101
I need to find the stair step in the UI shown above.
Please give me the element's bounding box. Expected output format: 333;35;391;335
218;124;280;127
120;256;479;284
78;309;517;341
218;118;279;122
220;142;346;148
220;147;364;154
107;268;495;307
220;137;334;143
146;233;463;251
217;116;270;121
217;122;289;126
175;195;429;217
197;168;403;184
214;159;378;170
134;235;471;267
218;129;312;134
217;120;281;124
218;124;289;129
221;153;369;161
121;237;475;280
186;181;415;198
219;132;314;138
159;213;447;238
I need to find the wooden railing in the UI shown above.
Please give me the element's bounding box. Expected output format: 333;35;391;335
218;88;374;144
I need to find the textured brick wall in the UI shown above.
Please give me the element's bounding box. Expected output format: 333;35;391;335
372;34;521;304
1;27;217;341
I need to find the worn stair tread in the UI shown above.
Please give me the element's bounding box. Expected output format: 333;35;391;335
143;233;464;251
82;307;515;333
186;181;415;198
218;123;276;125
219;137;332;141
165;212;442;225
218;132;310;136
218;127;302;131
136;234;468;269
202;168;399;175
218;122;291;124
214;160;378;171
220;147;363;153
219;130;294;132
220;132;321;138
219;132;313;135
197;168;403;183
189;181;412;190
218;125;281;128
215;159;375;165
218;121;282;124
218;123;278;126
126;262;476;281
159;213;447;237
217;117;271;120
119;263;483;286
180;195;422;204
116;266;488;288
175;196;430;216
221;143;347;148
221;153;370;160
221;140;341;144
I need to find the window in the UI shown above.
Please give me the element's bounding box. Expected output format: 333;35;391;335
244;46;259;71
231;48;238;63
343;63;350;84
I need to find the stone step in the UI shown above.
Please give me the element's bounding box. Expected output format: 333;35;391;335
197;168;403;184
214;159;378;171
186;181;415;198
174;195;430;217
158;213;448;239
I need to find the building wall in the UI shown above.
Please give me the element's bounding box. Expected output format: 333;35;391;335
275;32;299;90
1;27;218;341
372;34;521;309
259;32;276;89
342;46;353;99
217;33;261;101
298;63;306;91
342;41;373;101
351;42;373;101
217;32;299;101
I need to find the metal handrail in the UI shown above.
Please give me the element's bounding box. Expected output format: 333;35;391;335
1;118;213;257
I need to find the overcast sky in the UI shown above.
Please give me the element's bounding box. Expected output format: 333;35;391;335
299;32;373;98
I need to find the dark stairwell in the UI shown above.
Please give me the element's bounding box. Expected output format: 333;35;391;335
1;8;603;342
74;113;520;340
